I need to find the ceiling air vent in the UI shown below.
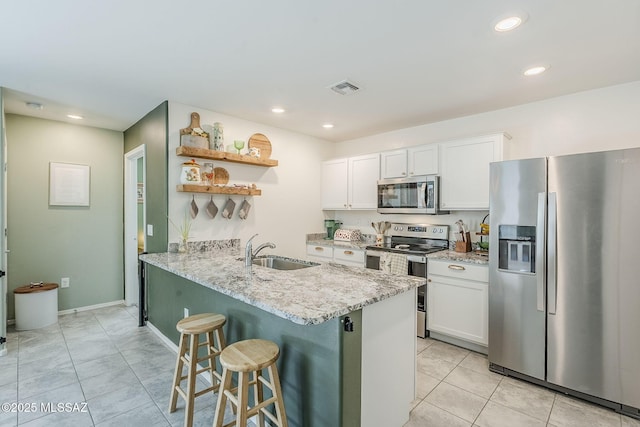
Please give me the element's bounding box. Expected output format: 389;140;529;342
328;80;361;96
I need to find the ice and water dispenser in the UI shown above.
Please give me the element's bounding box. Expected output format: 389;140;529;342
498;225;536;273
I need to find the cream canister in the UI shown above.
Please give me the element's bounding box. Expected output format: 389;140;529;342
180;159;201;184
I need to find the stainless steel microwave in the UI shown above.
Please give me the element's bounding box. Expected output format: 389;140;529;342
377;175;449;215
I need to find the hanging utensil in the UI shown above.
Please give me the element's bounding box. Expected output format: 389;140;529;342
221;198;236;219
190;195;199;218
238;199;251;220
206;196;218;218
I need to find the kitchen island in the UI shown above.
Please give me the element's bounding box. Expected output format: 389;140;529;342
140;250;423;427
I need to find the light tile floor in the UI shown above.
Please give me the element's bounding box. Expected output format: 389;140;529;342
0;304;234;427
1;304;639;426
406;337;640;427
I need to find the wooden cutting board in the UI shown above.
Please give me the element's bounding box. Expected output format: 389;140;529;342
180;112;202;135
213;167;229;184
248;133;272;159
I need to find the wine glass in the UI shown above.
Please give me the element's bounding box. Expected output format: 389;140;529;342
233;140;245;154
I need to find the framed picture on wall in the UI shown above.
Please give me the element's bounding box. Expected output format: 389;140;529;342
137;183;144;203
49;162;90;206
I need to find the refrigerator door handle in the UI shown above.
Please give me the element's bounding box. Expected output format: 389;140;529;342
548;192;558;315
536;192;546;312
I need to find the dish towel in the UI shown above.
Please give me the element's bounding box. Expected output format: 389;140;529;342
380;252;408;275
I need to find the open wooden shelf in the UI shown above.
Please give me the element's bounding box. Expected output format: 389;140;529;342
177;184;262;196
176;146;278;167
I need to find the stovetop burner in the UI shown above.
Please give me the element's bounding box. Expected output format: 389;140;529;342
365;223;450;256
366;242;447;256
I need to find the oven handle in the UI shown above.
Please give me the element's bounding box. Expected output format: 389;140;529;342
407;255;426;264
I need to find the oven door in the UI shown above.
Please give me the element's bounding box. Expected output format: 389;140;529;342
365;250;381;270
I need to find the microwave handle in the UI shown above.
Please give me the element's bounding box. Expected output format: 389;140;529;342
421;182;427;209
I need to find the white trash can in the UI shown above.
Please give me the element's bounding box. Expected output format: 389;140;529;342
14;282;59;330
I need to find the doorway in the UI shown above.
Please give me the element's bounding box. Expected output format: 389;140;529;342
124;145;146;307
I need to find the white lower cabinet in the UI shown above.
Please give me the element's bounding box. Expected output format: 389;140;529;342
427;259;488;347
333;247;365;267
306;244;365;267
306;244;333;263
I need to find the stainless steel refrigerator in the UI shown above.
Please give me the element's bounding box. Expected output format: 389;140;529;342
488;147;640;418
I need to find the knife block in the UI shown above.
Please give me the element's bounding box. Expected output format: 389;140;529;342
455;232;472;253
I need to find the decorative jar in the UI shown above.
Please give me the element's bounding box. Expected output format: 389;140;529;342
180;159;201;184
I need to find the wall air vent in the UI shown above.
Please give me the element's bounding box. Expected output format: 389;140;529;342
328;80;361;96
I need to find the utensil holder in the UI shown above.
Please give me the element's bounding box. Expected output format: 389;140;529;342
455;232;472;253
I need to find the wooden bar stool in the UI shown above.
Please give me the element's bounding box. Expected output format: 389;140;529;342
169;313;227;427
213;339;288;427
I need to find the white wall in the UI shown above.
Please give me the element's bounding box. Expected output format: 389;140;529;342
334;81;640;161
326;81;640;238
168;102;334;258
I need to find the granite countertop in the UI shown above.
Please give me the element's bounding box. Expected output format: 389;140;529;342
139;251;423;326
427;250;489;265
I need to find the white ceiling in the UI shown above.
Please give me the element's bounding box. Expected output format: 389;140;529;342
2;1;639;142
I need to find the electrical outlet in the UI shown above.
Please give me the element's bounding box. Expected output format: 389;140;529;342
184;307;189;318
147;224;154;236
61;277;70;288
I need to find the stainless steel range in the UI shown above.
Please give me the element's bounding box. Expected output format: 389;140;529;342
365;223;449;338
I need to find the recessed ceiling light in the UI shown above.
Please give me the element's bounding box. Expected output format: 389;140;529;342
271;107;285;113
494;16;523;32
322;124;334;129
26;102;44;110
66;114;84;120
523;66;547;76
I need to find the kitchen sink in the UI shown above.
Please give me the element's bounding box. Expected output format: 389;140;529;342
252;256;319;270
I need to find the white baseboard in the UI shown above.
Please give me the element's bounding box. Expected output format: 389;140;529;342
146;321;180;354
58;300;126;316
7;299;127;325
147;321;213;386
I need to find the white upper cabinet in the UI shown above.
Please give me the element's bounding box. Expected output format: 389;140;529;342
380;150;408;178
408;144;439;176
322;153;380;210
321;159;349;209
380;145;439;179
348;153;380;209
439;133;507;210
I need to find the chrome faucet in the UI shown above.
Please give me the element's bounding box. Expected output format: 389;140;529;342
245;234;276;267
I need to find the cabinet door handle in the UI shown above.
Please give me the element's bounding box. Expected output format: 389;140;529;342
344;204;347;207
315;247;324;251
348;204;352;208
427;278;432;282
343;250;353;255
448;264;466;271
402;172;406;175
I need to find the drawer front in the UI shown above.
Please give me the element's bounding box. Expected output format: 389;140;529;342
428;259;488;282
306;244;333;260
333;248;365;265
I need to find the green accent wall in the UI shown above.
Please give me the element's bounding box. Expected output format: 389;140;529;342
5;114;124;318
124;101;168;253
146;265;362;427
